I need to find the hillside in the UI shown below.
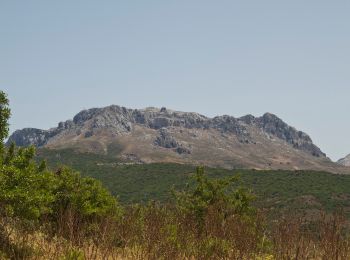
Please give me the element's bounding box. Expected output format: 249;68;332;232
8;105;349;173
338;154;350;166
36;148;350;218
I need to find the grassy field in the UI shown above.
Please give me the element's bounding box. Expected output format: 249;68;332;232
37;148;350;218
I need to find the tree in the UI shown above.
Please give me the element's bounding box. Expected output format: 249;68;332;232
174;167;255;232
51;167;121;219
0;91;121;223
0;91;11;158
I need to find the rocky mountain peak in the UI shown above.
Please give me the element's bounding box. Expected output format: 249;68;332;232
7;105;326;158
255;112;324;157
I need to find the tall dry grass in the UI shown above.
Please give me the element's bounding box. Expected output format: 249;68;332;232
1;205;350;259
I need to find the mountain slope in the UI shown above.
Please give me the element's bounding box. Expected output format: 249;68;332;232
7;105;347;173
338;154;350;167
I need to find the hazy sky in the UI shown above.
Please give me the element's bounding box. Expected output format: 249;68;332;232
1;1;349;161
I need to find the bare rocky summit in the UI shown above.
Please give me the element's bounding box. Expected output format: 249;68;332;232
7;105;347;173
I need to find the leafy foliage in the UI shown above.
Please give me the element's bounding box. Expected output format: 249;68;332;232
52;167;120;219
174;166;255;229
0;144;120;224
0;91;10;144
0;134;55;221
0;90;121;253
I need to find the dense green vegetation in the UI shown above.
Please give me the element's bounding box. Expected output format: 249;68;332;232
38;148;350;217
0;91;121;258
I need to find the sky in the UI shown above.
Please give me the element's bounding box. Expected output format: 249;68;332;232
1;1;349;161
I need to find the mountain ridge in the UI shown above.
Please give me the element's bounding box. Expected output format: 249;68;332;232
8;105;325;156
8;105;347;173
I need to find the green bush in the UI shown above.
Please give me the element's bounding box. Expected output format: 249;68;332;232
0;143;121;225
174;166;255;230
52;166;122;219
0;90;121;226
0;144;56;221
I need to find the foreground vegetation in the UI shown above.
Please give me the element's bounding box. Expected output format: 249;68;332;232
2;154;350;259
3;150;350;259
2;91;350;259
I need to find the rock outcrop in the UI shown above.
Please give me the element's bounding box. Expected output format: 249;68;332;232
154;128;191;155
254;113;325;157
155;128;179;149
8;128;51;147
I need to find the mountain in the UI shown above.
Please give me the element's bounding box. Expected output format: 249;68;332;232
7;105;347;173
338;154;350;167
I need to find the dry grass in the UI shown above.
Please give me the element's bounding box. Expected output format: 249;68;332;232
1;206;350;259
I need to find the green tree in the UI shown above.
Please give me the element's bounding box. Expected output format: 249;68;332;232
0;91;11;159
174;166;255;231
52;167;121;219
0;91;53;221
0;91;123;258
0;143;56;220
0;91;121;223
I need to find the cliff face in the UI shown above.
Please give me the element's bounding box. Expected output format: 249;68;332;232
8;105;341;172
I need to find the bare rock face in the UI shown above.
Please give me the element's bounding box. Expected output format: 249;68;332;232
155;128;179;148
8;128;51;147
210;115;252;143
338;154;350;166
255;113;325;157
74;106;133;133
154;128;191;155
7;105;326;159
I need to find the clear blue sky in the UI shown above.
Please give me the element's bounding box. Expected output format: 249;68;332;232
1;1;349;161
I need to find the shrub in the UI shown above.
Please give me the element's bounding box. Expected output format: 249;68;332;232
52;167;121;219
174;166;255;231
0;145;56;222
0;91;123;257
